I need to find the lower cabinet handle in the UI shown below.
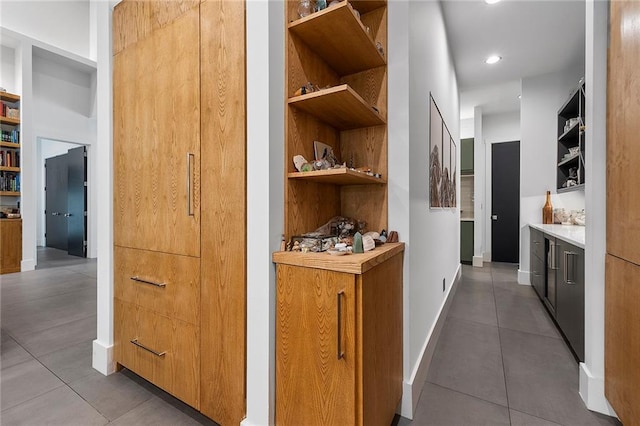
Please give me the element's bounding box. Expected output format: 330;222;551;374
187;152;194;217
337;290;344;360
565;252;576;284
130;276;166;288
130;338;166;357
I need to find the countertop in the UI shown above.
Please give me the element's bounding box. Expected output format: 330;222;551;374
272;242;405;274
529;223;585;249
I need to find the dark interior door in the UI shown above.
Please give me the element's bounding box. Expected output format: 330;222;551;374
45;154;68;250
491;141;520;263
67;146;87;257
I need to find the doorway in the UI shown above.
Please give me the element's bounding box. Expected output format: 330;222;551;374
45;146;87;257
491;141;520;263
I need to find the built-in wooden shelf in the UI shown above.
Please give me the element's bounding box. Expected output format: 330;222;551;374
558;122;580;142
0;191;20;197
288;84;385;130
0;117;19;126
0;142;19;148
288;167;385;185
288;1;385;75
0;92;20;103
0;166;20;172
558;152;580;168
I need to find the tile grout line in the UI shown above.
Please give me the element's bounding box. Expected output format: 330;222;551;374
491;266;514;426
423;380;511;411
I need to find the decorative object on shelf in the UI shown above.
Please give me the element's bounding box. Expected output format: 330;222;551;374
387;231;398;243
294;82;320;96
379;229;387;242
353;231;364;253
328;0;341;6
429;93;456;208
362;235;375;251
316;0;326;11
542;190;553;224
553;208;569;224
293;154;308;172
571;209;585;226
313;140;339;166
376;41;385;57
298;0;315;17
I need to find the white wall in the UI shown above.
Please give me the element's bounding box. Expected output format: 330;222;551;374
460;117;473;139
37;138;79;247
401;0;461;417
1;45;16;92
0;1;90;58
519;59;585;278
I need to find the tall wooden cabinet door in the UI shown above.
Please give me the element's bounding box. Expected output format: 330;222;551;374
605;255;640;424
113;4;201;257
607;0;640;265
276;265;356;426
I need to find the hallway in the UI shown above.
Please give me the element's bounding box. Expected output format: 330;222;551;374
1;259;619;425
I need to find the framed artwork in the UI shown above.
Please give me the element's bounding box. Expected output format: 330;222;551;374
429;93;457;209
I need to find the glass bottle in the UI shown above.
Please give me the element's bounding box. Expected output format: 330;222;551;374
298;0;315;18
542;191;553;224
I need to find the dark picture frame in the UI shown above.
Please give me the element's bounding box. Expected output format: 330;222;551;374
429;93;457;209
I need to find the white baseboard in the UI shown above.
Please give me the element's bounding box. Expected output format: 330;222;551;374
92;339;116;376
483;252;491;262
579;363;618;417
21;258;36;272
400;264;462;419
472;256;484;267
517;269;531;285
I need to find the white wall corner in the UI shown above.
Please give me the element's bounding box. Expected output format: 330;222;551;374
92;339;115;376
517;269;530;285
579;363;618;418
400;264;461;419
472;256;484;267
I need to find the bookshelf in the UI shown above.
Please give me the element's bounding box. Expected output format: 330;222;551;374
0;92;20;198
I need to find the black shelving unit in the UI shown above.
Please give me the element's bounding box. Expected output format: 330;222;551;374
557;80;585;192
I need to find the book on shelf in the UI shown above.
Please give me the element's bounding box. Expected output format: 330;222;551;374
1;129;19;143
0;150;20;167
0;171;20;192
1;101;20;119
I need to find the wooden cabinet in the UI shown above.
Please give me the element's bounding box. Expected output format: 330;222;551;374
274;244;403;426
606;2;640;424
284;0;388;239
556;80;585;192
460;138;474;174
113;1;246;424
1;219;21;274
460;221;473;264
1;91;21;198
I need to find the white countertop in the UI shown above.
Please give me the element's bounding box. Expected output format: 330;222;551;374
529;223;585;249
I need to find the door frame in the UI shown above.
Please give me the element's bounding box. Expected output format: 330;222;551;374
485;139;521;263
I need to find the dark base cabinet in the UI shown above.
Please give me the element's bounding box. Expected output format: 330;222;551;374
529;227;584;362
461;221;474;264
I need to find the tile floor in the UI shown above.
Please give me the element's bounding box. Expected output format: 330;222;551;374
1;250;621;425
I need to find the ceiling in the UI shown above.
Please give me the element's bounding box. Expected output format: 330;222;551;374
441;0;585;119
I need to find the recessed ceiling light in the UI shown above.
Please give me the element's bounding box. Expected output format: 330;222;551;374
485;0;501;3
485;55;502;65
518;95;522;99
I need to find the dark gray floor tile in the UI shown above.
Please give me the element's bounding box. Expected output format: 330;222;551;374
493;279;539;299
1;333;33;370
70;370;154;421
500;328;604;425
16;315;96;357
1;275;94;305
411;383;510;425
110;396;205;426
1;384;108;426
1;359;65;411
427;317;507;407
494;287;561;339
38;340;95;383
448;282;498;326
510;409;562;426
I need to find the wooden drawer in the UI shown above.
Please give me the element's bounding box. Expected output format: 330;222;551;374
114;298;200;409
114;246;199;325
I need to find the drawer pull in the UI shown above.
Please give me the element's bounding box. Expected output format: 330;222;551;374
130;338;166;357
337;290;344;360
130;276;166;288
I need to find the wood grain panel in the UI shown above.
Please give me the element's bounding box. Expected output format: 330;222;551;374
286;179;341;239
114;298;200;409
113;0;200;55
607;0;640;265
199;0;247;424
287;33;340;98
605;254;640;425
341;67;387;120
357;252;403;426
276;265;356;425
288;168;385;185
341;184;387;235
113;6;200;257
0;219;21;274
341;125;388;178
114;246;200;325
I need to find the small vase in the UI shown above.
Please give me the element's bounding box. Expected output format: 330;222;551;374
297;0;315;17
542;191;553;224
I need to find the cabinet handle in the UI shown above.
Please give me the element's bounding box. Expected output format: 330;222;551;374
130;339;166;357
130;276;166;288
564;252;577;284
337;290;344;360
187;152;194;216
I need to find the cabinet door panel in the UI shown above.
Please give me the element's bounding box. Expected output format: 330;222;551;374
605;254;640;425
276;265;356;426
113;6;200;257
114;246;200;325
114;299;200;409
556;245;584;361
